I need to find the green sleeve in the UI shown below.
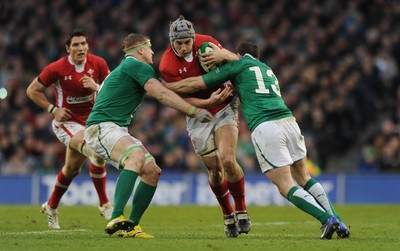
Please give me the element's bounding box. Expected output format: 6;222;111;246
202;62;236;88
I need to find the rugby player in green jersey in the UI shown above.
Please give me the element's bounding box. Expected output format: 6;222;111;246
165;41;350;240
84;33;212;238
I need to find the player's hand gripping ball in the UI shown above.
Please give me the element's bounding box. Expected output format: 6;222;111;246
198;42;216;73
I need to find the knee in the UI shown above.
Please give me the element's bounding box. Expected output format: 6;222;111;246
63;165;81;178
148;164;162;179
221;154;237;170
208;168;224;184
123;152;145;172
221;155;240;177
141;162;161;185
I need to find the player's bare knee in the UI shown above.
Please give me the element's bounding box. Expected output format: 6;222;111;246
123;153;145;172
209;170;224;184
221;156;236;170
141;162;161;185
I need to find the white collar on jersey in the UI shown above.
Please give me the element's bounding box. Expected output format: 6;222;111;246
183;52;194;62
243;53;256;60
68;55;86;73
125;55;139;61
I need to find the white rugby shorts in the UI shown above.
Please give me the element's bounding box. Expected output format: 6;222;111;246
52;120;84;146
251;116;307;173
84;122;143;168
186;102;238;156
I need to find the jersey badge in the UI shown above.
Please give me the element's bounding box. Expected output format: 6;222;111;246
87;69;94;77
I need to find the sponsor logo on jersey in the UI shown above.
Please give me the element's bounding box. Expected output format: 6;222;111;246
66;94;94;104
64;75;72;80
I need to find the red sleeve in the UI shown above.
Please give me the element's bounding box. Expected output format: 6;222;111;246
209;36;222;49
38;62;59;87
194;34;223;49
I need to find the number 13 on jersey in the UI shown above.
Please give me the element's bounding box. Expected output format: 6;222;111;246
250;66;281;96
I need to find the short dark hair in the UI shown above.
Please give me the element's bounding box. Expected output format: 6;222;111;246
235;41;259;59
65;29;87;46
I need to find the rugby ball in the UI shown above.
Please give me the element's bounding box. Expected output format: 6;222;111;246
198;42;216;73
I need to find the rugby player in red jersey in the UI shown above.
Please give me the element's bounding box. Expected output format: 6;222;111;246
160;16;251;238
27;29;112;229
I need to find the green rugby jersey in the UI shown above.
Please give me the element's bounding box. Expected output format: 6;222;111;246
86;56;155;127
202;54;292;132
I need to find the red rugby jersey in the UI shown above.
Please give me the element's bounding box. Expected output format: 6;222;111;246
38;53;110;125
159;34;232;115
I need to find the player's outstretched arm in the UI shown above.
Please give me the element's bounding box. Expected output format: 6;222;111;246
162;78;231;108
165;76;207;93
183;87;232;108
145;78;212;122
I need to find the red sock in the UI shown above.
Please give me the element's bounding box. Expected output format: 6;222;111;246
48;171;72;209
89;163;109;206
227;177;247;212
209;180;234;216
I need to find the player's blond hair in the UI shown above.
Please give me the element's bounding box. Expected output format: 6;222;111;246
122;33;150;52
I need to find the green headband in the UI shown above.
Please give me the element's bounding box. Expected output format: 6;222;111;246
124;41;151;54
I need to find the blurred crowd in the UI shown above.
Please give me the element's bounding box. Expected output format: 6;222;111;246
1;0;399;176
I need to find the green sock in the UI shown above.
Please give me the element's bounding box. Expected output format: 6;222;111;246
129;180;157;225
287;186;331;224
111;169;139;220
304;178;342;221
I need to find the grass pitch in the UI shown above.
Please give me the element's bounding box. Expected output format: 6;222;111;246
0;205;399;251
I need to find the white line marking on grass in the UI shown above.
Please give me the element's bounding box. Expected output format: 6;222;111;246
252;221;316;226
242;233;311;237
2;229;91;235
252;221;291;226
212;221;316;227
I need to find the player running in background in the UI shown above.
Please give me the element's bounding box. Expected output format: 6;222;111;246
165;41;351;240
26;29;112;229
159;15;251;238
84;33;212;238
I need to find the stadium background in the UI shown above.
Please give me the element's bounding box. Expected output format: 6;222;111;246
0;0;399;204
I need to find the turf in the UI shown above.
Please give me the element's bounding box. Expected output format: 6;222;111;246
0;205;399;251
